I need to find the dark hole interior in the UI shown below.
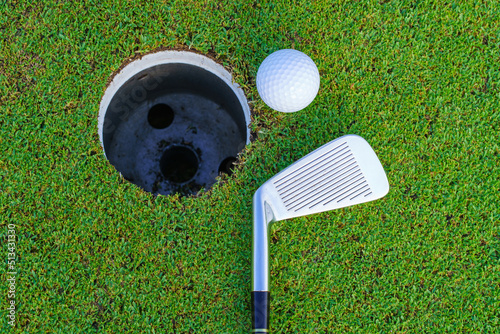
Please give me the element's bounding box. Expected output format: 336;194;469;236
148;103;175;129
218;157;237;176
160;146;199;184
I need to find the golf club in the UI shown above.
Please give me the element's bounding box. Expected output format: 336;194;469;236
251;134;390;333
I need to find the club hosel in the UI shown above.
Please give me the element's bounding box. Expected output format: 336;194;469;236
252;188;274;292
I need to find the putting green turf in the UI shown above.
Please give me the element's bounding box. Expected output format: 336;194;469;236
1;0;499;332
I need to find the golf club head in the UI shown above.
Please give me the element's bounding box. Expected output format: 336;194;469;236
256;134;389;223
251;134;389;333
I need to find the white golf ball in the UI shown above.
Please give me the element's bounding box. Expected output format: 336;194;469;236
256;49;320;113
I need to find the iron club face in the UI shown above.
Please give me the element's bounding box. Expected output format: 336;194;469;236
251;134;389;333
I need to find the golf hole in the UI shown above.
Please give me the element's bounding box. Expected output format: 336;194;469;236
98;50;251;196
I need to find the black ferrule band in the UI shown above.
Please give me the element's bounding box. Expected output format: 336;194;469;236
251;291;270;332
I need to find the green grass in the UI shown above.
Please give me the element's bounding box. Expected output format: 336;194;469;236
1;0;499;332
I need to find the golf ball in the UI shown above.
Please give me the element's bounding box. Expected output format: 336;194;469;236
256;49;320;113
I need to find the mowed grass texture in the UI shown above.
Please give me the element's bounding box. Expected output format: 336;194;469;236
1;0;499;333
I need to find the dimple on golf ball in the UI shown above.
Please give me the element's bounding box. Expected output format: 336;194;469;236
256;49;320;113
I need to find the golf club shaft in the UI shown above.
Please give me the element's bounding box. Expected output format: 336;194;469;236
252;189;272;332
